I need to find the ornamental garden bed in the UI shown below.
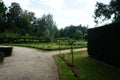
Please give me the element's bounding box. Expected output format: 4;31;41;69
54;51;120;80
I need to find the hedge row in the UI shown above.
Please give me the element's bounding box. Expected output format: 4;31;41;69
88;22;120;67
0;38;50;44
0;52;4;63
0;47;13;63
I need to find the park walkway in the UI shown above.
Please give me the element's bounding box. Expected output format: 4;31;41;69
0;47;87;80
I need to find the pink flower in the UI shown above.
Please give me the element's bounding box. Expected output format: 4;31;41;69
72;68;79;74
67;62;74;67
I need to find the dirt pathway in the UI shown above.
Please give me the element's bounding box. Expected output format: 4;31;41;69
0;47;87;80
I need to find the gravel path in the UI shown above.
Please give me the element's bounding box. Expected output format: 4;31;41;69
0;47;87;80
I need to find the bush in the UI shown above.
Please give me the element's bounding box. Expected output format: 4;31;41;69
0;47;13;57
0;52;5;63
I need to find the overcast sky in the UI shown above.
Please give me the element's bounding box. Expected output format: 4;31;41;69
3;0;110;29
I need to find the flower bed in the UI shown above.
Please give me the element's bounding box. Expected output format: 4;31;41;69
58;54;80;79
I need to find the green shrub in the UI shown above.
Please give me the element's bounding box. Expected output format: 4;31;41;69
0;47;13;57
0;52;5;63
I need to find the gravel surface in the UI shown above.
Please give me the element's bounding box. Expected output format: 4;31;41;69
0;46;87;80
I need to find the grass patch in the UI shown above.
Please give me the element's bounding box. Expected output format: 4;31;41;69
54;51;120;80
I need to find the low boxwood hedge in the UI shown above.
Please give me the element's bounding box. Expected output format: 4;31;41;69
0;52;5;63
0;47;13;57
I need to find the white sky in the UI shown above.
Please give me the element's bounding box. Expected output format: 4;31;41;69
3;0;110;29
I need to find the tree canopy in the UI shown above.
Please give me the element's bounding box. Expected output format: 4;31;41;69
0;1;58;40
0;0;6;32
93;0;120;25
57;25;88;40
0;0;88;41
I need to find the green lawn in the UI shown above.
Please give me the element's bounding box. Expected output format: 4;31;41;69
54;50;120;80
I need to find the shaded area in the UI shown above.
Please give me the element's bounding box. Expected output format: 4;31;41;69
54;51;120;80
88;22;120;67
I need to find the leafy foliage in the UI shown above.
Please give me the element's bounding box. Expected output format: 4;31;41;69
0;0;87;41
0;1;58;40
57;25;88;40
93;0;120;25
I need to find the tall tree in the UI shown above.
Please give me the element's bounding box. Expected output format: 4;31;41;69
0;1;58;39
93;0;120;25
6;2;23;33
42;14;58;40
31;14;58;39
17;10;35;35
58;25;88;40
110;0;120;22
35;18;46;37
0;0;6;32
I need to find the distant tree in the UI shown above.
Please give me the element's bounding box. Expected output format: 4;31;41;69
35;18;46;37
32;14;58;40
58;25;88;40
74;29;83;40
93;0;120;25
42;14;58;41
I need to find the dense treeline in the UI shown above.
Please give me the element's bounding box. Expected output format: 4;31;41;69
57;25;88;40
0;0;88;41
0;1;58;40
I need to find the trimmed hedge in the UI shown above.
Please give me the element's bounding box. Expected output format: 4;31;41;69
0;52;5;63
0;47;13;57
88;22;120;67
0;38;50;44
